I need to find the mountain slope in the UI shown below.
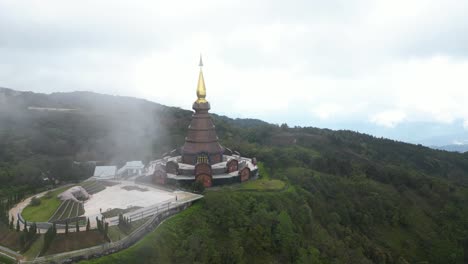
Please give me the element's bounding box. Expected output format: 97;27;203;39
1;88;468;263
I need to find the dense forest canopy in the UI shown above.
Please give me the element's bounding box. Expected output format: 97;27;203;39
1;88;468;263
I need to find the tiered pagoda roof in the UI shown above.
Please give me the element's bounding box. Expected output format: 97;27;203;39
181;56;224;165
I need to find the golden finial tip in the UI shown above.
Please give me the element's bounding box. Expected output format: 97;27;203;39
196;55;207;103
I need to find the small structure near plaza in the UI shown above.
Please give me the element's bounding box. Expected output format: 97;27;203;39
93;166;117;179
117;161;144;177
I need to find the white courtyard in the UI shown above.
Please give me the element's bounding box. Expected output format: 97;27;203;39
83;182;175;217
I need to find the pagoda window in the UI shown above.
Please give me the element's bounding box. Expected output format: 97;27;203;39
197;154;209;164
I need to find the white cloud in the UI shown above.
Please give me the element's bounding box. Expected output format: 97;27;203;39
464;120;468;130
370;110;407;128
311;103;342;120
452;140;468;145
1;0;468;135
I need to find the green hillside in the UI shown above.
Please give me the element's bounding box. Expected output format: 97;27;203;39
1;88;468;263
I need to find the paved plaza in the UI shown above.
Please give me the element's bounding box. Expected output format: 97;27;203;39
83;182;175;217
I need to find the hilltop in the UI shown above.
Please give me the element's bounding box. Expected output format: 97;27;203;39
1;88;468;263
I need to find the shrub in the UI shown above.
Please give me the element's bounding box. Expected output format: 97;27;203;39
191;181;205;193
43;191;53;199
30;197;41;207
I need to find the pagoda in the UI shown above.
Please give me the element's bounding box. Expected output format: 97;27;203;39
145;56;258;188
181;56;224;165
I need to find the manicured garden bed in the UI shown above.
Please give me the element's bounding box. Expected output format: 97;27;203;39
22;186;72;222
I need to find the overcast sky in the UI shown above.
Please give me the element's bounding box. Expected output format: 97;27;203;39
1;0;468;143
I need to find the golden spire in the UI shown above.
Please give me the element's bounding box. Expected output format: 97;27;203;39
196;54;207;103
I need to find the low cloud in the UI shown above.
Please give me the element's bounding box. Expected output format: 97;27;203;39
464;120;468;130
370;110;406;128
311;103;342;120
0;0;468;135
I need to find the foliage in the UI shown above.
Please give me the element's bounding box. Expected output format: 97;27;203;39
9;216;14;230
0;192;24;225
256;162;270;179
20;222;38;252
191;180;205;193
30;197;41;206
238;179;286;191
96;216;109;240
118;213;131;232
41;224;57;255
0;255;15;264
2;89;468;263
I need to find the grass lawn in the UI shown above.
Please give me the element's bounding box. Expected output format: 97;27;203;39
23;235;43;260
239;179;286;191
107;226;126;242
22;185;72;222
108;217;151;242
44;230;107;256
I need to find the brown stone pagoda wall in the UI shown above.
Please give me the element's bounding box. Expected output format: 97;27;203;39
181;101;224;165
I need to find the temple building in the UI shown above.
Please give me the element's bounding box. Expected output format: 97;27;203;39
181;57;224;165
146;56;258;188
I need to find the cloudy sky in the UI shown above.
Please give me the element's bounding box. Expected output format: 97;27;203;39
1;0;468;145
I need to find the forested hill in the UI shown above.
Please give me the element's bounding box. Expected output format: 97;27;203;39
2;87;468;263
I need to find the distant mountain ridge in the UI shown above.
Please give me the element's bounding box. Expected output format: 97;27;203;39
432;144;468;153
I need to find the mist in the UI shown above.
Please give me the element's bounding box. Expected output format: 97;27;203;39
0;87;188;184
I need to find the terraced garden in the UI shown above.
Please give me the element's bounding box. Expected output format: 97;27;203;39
48;199;85;223
22;181;108;224
80;181;106;194
22;185;73;222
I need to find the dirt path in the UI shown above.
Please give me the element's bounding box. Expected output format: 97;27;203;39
8;190;48;222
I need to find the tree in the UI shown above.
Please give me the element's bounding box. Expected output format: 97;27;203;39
96;217;102;232
42;225;57;255
104;222;109;235
27;222;37;241
9;216;14;230
19;232;26;249
297;247;322;264
273;211;297;261
191;180;205;193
